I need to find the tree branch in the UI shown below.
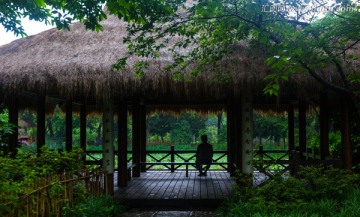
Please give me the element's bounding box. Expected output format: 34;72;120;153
299;61;353;96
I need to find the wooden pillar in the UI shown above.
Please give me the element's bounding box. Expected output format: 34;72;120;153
341;98;352;170
241;89;253;174
132;98;141;177
8;97;19;156
65;100;73;152
37;94;46;155
320;92;329;160
140;103;147;172
288;104;295;152
102;99;114;195
298;100;307;159
226;104;234;174
227;99;239;175
234;98;242;172
80;104;87;162
118;102;128;187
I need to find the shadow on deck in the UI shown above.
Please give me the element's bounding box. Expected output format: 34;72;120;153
114;170;236;208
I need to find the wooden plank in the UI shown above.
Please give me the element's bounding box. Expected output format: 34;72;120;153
211;171;220;198
212;171;225;198
206;172;216;199
185;171;196;199
149;172;170;199
156;171;173;199
169;171;183;199
176;172;190;199
115;171;236;201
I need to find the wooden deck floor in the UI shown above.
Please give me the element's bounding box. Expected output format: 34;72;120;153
114;170;236;208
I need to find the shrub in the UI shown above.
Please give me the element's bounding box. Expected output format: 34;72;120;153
63;195;125;217
218;166;360;217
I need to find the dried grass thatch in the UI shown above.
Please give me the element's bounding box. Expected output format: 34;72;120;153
0;11;353;113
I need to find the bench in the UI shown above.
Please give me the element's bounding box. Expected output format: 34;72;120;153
140;162;233;177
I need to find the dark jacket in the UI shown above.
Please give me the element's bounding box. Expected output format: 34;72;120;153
196;142;213;162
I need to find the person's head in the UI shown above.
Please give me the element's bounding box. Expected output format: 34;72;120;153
201;135;208;143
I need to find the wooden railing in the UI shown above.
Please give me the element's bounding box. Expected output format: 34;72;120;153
253;146;343;179
5;169;106;217
85;148;229;171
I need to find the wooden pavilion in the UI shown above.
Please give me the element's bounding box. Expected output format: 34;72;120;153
0;12;357;196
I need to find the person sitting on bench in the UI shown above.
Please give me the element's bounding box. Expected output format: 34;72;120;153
196;135;213;176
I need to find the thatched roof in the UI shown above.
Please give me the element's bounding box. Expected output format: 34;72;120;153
0;11;352;113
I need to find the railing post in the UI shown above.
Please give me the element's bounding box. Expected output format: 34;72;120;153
259;146;264;170
171;146;175;172
292;150;300;176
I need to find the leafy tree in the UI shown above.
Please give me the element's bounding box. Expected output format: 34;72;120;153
253;112;288;147
0;109;14;154
170;119;193;144
148;113;175;141
1;0;106;37
182;112;206;140
108;0;360;98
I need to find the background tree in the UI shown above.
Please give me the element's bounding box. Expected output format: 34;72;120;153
108;0;360;101
148;113;175;141
1;0;106;37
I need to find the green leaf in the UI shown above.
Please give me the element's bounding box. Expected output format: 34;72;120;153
33;0;46;7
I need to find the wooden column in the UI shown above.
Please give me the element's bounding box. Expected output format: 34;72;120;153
234;98;242;172
341;98;352;170
37;94;46;155
288;104;295;152
140;103;147;172
320;93;329;160
132;98;141;177
118;102;128;187
8;97;19;156
298;100;307;159
102;99;115;195
241;89;253;174
227;103;234;174
65;100;73;152
80;104;87;162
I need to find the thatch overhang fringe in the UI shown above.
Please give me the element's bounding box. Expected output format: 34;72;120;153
0;11;356;114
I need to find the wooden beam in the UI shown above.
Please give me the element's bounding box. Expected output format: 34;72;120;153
298;100;307;159
288;104;295;151
37;94;46;155
80;103;87;162
8;98;19;156
132;98;141;177
341;98;352;170
320;93;329;160
118;102;128;187
66;100;73;152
